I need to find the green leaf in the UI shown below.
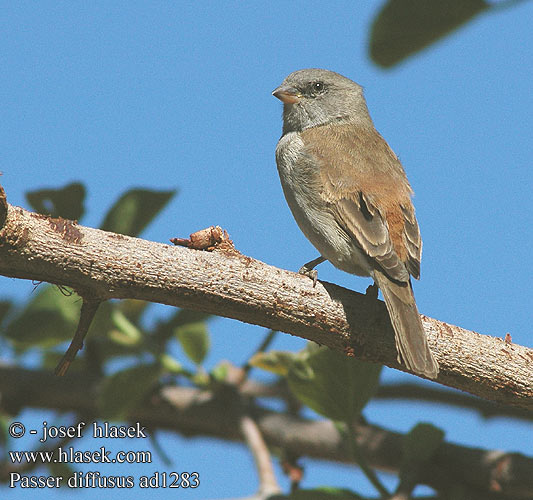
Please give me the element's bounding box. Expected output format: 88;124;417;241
369;0;489;68
399;422;445;491
154;308;212;345
109;309;143;346
210;362;229;383
4;286;80;347
191;371;210;387
0;415;10;448
118;299;150;323
172;309;212;327
100;188;176;236
288;347;381;422
249;350;298;376
26;182;86;220
159;353;185;375
98;363;161;419
175;321;210;365
270;487;363;500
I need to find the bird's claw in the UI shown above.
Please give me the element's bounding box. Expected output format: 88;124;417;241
298;266;319;288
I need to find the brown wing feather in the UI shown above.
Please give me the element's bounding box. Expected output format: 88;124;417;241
335;196;409;282
301;123;422;282
400;203;422;279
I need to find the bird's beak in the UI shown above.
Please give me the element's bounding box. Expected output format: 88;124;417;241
272;85;301;104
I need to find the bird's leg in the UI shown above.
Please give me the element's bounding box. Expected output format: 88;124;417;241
298;256;326;287
365;282;379;300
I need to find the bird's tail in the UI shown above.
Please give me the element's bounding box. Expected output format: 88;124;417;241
373;270;439;379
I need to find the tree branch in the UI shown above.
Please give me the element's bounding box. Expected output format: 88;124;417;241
0;190;532;408
240;414;281;498
222;365;533;424
54;297;101;375
375;383;533;422
0;365;531;498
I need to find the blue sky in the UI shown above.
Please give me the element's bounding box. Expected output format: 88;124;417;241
1;1;532;498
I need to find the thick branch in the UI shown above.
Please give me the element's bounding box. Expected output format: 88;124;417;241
0;196;532;408
0;365;531;499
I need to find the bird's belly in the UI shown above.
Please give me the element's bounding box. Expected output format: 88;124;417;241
289;193;372;277
276;134;372;277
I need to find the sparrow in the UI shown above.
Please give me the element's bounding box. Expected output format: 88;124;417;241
272;68;439;379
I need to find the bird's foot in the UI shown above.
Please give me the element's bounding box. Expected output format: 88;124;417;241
298;266;319;287
298;256;325;288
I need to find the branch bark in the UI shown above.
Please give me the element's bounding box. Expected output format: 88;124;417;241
240;415;281;498
0;365;531;499
0;190;532;408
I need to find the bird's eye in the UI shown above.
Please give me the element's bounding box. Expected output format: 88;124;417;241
307;81;325;97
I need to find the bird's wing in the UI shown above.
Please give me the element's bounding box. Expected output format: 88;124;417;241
300;123;422;282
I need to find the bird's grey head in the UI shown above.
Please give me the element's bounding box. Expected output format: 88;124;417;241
272;68;372;134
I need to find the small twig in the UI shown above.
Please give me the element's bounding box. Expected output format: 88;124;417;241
149;432;172;466
344;422;390;498
170;225;236;252
240;414;280;498
54;297;101;376
281;452;304;493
